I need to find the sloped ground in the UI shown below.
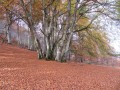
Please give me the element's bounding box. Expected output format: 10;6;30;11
0;44;120;90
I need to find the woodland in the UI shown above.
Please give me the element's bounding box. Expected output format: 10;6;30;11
0;0;120;64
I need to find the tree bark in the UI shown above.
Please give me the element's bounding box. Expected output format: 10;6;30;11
6;25;11;44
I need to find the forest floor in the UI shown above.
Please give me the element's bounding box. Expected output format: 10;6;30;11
0;44;120;90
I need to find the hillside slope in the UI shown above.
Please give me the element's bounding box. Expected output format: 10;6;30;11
0;44;120;90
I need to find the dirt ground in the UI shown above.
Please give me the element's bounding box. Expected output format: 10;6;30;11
0;44;120;90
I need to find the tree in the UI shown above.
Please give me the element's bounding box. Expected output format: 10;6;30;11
0;0;113;62
0;0;17;44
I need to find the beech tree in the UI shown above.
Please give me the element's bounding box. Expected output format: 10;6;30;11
0;0;113;62
0;0;13;44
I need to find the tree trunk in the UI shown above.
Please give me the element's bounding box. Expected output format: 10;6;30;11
17;22;21;46
36;39;43;59
28;27;36;50
60;33;73;62
45;37;54;60
55;45;61;61
29;34;36;50
6;26;11;44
